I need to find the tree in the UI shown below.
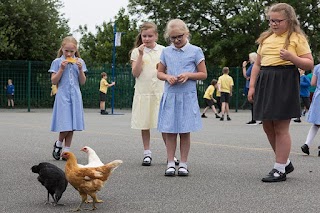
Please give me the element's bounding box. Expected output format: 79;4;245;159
78;8;138;66
128;0;320;66
0;0;69;61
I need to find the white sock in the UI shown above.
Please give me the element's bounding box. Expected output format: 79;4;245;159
144;150;151;157
285;159;290;166
54;140;63;152
305;125;319;146
274;163;285;173
63;147;70;152
167;161;175;169
178;162;188;171
56;140;63;147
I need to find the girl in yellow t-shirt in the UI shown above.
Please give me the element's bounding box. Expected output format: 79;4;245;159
248;3;313;183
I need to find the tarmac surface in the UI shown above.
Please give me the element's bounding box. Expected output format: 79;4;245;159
1;108;320;213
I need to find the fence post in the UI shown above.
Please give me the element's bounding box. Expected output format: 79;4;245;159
27;61;31;112
235;67;239;112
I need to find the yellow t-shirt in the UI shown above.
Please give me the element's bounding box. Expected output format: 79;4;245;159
99;78;109;94
203;85;215;99
218;74;234;93
257;32;311;66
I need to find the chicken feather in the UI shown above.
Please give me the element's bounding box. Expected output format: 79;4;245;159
61;151;122;211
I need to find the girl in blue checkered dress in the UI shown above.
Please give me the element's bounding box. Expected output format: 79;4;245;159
157;19;207;176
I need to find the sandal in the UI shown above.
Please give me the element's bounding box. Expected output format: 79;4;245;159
174;157;180;166
178;167;189;176
142;156;152;166
52;141;62;160
165;167;176;176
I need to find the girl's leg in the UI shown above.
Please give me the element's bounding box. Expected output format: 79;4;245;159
166;133;177;162
273;120;291;164
142;129;152;165
63;131;74;148
179;133;190;163
162;132;180;165
262;121;276;152
165;133;177;176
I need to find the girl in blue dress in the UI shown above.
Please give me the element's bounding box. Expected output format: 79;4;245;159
49;36;87;160
157;19;207;176
301;64;320;155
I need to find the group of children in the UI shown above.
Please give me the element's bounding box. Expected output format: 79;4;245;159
48;3;320;182
201;67;234;121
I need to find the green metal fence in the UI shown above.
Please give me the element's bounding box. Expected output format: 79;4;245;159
0;60;248;111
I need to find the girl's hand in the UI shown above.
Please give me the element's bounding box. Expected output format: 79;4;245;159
248;87;255;103
166;75;178;85
280;49;292;61
177;73;189;83
76;60;83;71
61;60;69;70
138;44;145;55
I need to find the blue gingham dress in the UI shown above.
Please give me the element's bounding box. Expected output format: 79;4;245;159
307;64;320;124
48;56;87;132
157;43;204;133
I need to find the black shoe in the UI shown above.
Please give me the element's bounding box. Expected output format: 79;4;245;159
174;157;180;166
220;116;224;121
52;141;62;160
101;111;109;115
301;144;310;155
262;169;286;182
246;120;257;125
285;162;294;174
201;114;207;118
227;116;231;121
215;114;221;118
294;118;301;123
142;156;152;166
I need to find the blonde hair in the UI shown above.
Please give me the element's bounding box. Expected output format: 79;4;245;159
56;36;81;58
256;3;306;49
101;72;107;78
164;19;189;41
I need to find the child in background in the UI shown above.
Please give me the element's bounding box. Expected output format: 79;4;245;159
5;79;14;108
294;68;310;123
99;72;115;115
130;22;179;166
248;3;313;182
49;36;87;160
301;64;320;156
201;79;220;118
157;19;207;176
218;67;234;121
50;84;58;98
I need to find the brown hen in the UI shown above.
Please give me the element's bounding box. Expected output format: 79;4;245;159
61;152;122;211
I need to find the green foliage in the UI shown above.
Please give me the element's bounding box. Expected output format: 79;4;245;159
78;8;138;66
128;0;320;66
0;0;69;61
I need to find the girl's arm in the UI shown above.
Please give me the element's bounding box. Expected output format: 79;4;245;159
311;74;317;87
131;45;145;78
248;54;261;102
157;62;177;85
177;60;207;83
280;50;314;71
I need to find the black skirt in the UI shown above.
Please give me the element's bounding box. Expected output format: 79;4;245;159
253;65;300;120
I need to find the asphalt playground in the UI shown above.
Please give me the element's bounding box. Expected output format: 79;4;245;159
0;108;319;213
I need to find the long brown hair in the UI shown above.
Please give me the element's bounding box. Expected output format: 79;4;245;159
256;3;307;49
56;36;81;58
129;22;158;58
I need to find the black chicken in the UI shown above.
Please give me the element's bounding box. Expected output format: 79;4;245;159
31;162;68;205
